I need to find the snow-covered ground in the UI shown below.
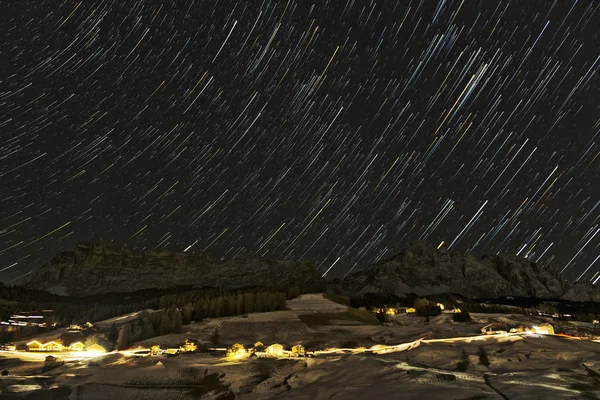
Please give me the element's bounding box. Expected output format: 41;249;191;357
1;294;599;399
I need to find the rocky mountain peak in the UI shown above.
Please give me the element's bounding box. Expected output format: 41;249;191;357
25;241;321;296
341;242;598;302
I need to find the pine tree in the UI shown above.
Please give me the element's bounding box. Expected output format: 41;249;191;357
117;324;132;350
183;303;194;324
173;309;183;333
108;323;119;344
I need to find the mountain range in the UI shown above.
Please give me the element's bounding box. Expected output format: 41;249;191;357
24;241;321;296
23;240;599;302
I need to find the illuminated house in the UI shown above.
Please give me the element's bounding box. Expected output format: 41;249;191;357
265;344;284;357
41;341;63;352
182;339;198;352
86;344;106;354
531;324;555;335
226;343;247;358
386;308;397;316
292;344;305;356
253;341;265;350
26;341;43;351
151;345;163;355
0;343;16;351
481;323;509;335
436;303;445;311
69;342;85;351
405;308;416;314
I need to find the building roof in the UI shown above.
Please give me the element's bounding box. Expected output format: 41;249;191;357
87;344;106;353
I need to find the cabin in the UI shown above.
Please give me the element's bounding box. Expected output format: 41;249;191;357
252;341;265;352
226;343;247;358
68;324;83;332
182;339;198;352
69;342;85;351
0;343;16;351
265;344;284;357
481;323;510;335
86;344;107;354
42;341;63;352
26;341;43;351
532;324;555;335
291;344;305;356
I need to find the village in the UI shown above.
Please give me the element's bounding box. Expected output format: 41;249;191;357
0;294;599;398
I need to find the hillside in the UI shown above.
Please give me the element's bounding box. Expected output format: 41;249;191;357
24;241;321;296
339;241;600;302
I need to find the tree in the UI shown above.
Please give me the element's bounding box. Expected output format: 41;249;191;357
414;298;442;318
182;303;194;324
108;323;119;344
211;328;220;345
477;346;490;367
453;311;471;322
173;309;183;333
287;286;301;299
117;324;132;350
456;349;470;371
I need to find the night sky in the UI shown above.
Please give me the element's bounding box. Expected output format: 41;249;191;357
1;0;598;284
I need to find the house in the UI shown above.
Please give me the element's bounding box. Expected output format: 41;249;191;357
291;344;305;356
86;344;107;354
226;343;247;358
182;339;198;352
265;344;284;357
405;307;416;314
26;340;43;351
69;342;85;351
41;341;63;352
532;324;555;335
481;323;510;335
253;341;265;351
151;345;163;355
0;343;16;351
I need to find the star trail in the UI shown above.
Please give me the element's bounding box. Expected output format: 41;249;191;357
0;0;598;283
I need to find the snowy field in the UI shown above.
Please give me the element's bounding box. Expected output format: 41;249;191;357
0;294;599;399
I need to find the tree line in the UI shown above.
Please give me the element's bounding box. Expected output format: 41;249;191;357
0;286;299;343
113;290;289;349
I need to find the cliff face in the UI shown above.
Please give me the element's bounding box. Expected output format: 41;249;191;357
341;241;598;301
25;241;320;296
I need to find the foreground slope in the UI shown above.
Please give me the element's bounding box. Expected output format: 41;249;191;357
25;241;321;296
340;241;599;301
2;294;599;399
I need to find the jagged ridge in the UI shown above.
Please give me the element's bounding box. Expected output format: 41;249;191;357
340;241;600;302
25;241;321;296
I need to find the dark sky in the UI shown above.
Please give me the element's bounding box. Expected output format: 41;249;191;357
1;0;598;283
